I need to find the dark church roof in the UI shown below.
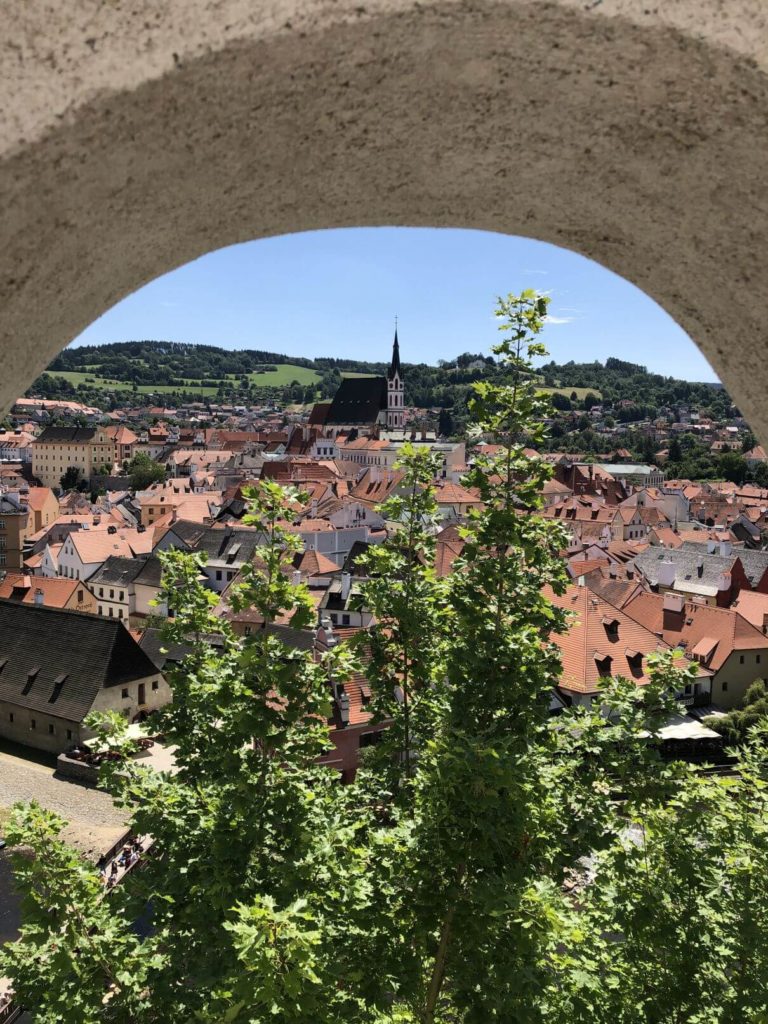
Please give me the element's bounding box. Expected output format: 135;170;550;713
325;376;388;426
388;328;401;380
0;601;159;723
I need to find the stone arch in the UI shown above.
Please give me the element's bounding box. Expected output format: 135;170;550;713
2;1;768;431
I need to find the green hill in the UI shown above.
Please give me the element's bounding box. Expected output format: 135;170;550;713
29;343;729;426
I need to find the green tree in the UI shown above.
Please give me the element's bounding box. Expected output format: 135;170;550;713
719;451;749;485
706;679;768;745
437;407;454;436
126;451;165;490
59;465;81;490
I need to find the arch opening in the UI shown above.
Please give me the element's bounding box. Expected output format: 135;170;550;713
3;1;768;435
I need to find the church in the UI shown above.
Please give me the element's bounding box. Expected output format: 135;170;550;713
310;330;405;438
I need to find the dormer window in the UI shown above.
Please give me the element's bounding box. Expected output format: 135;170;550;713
594;652;613;677
22;665;40;696
48;673;68;703
601;615;619;639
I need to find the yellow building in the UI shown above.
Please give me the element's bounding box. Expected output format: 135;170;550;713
0;486;59;569
32;425;140;488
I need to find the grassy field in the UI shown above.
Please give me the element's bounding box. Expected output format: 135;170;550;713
244;365;320;387
341;371;378;379
44;363;320;395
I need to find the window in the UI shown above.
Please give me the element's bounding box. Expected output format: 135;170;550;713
118;609;123;619
9;712;13;723
121;688;129;699
722;680;728;692
99;587;103;597
244;625;252;635
30;718;36;730
119;591;124;601
361;731;383;747
77;589;83;603
342;614;351;626
740;655;745;664
48;723;55;735
758;655;762;664
216;570;222;581
109;607;113;617
98;605;103;615
109;589;114;599
67;729;72;740
152;680;159;691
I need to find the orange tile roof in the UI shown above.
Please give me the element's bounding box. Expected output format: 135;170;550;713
731;591;768;632
547;584;690;695
295;549;340;578
0;572;85;609
24;486;57;512
623;591;768;671
68;528;154;564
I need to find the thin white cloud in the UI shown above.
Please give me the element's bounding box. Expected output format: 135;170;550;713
544;315;576;325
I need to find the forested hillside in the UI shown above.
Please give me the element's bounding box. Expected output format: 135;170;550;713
31;342;730;424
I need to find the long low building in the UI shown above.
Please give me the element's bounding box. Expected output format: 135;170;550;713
0;601;170;753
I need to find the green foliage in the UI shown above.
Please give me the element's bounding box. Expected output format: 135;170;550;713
706;679;768;746
126;451;165;490
5;292;768;1024
59;465;81;491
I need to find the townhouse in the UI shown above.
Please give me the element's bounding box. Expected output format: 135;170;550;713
623;590;768;709
89;554;165;624
0;601;168;754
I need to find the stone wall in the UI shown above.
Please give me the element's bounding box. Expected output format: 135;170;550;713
2;2;768;438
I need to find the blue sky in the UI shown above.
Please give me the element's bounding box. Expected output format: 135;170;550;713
71;227;718;382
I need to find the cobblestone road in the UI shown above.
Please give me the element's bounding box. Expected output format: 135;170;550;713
0;750;127;861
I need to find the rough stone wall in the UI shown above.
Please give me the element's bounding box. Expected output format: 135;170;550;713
2;1;768;437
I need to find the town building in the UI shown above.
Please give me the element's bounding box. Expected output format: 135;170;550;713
0;487;59;570
0;572;97;614
0;602;168;753
89;555;164;624
623;590;768;709
315;330;405;436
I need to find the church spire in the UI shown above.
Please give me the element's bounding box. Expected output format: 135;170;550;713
388;321;401;380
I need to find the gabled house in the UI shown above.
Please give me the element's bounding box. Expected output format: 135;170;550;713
547;584;711;710
56;527;154;581
623;590;768;709
89;554;165;624
0;601;169;753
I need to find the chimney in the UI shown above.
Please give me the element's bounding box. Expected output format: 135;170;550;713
719;540;732;557
662;591;684;629
292;570;302;586
697;559;704;578
34;588;44;607
341;572;352;601
656;560;676;588
337;689;350;727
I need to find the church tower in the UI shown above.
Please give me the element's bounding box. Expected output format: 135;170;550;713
386;326;404;431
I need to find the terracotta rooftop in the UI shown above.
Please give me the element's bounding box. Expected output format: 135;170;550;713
623;591;768;672
547;584;690;695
